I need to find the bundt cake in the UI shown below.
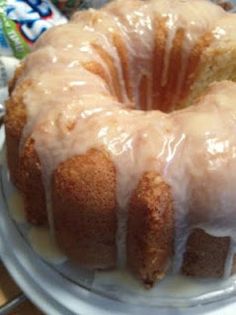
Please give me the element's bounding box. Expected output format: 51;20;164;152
4;0;236;287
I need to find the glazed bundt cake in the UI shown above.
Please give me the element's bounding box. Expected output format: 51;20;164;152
5;0;236;286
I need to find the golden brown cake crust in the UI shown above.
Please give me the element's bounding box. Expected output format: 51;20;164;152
127;172;174;286
4;86;27;188
182;229;230;278
52;149;117;269
19;138;47;225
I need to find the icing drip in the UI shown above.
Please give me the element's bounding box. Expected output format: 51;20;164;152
161;15;177;87
9;192;26;224
28;227;67;264
163;132;189;273
15;0;236;275
114;136;140;267
173;37;191;107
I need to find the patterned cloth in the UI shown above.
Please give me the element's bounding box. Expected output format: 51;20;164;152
0;0;67;59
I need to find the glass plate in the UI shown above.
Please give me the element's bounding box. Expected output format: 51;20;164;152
1;134;236;314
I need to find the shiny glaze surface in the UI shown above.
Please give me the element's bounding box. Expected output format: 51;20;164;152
12;0;236;275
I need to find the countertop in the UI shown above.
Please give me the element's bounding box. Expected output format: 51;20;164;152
0;262;43;315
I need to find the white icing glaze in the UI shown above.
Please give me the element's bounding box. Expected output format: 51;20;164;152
13;0;236;275
28;227;67;264
93;269;236;304
8;192;26;224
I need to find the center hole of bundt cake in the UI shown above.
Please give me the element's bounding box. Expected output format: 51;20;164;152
90;41;185;113
120;70;189;113
89;12;232;113
132;83;180;113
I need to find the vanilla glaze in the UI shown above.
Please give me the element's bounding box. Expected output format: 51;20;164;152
12;0;236;276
